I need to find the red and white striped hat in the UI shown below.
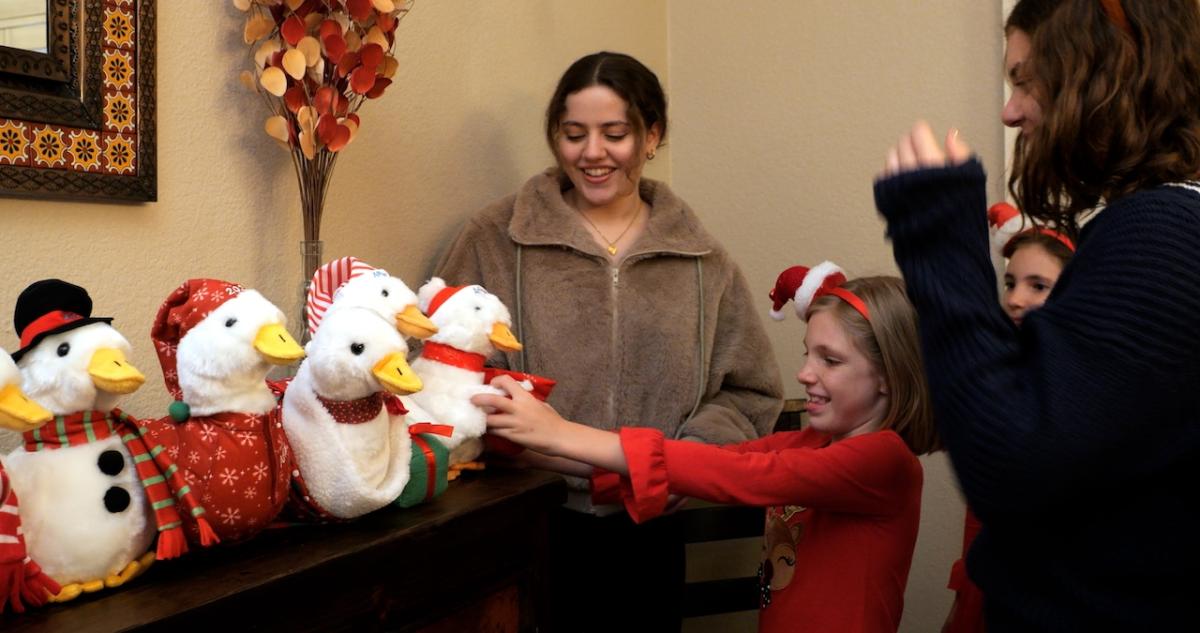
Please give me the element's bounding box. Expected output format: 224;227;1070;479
988;202;1075;259
305;256;379;334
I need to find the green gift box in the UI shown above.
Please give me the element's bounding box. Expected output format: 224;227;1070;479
395;430;449;508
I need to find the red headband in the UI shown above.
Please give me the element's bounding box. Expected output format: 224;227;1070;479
817;286;871;322
1002;227;1076;258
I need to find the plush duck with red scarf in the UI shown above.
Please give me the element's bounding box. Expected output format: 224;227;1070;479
4;280;212;603
0;346;60;613
140;279;304;544
305;256;438;341
282;305;424;519
407;278;523;476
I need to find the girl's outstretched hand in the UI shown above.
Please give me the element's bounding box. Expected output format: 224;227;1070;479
474;374;567;456
881;120;971;178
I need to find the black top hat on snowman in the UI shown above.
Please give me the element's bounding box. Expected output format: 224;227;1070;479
11;279;113;363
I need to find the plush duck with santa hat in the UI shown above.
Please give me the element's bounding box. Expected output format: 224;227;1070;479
4;280;211;603
282;304;426;519
407;278;523;476
0;346;60;613
305;256;437;341
140;279;304;544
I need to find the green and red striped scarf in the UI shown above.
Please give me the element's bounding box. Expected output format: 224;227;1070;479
21;409;218;558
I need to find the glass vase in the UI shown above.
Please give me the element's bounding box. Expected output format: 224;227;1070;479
298;239;324;345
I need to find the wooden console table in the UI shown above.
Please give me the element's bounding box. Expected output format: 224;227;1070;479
2;468;565;633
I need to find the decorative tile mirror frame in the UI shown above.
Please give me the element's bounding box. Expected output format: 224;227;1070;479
0;0;155;202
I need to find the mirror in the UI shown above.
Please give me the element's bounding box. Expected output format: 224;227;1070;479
0;1;48;53
0;0;156;201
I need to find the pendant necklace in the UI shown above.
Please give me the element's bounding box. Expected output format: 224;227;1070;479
577;199;643;256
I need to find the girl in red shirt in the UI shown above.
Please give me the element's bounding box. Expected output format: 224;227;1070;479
476;263;940;633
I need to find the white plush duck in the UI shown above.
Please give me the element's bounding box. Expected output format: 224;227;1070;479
0;346;59;613
305;256;437;341
283;306;423;519
407;278;523;474
4;280;195;603
141;279;303;545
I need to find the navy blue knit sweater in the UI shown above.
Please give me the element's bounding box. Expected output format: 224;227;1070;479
874;161;1200;632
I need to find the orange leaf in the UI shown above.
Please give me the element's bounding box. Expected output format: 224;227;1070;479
316;113;338;145
243;12;275;44
239;69;258;92
322;31;347;64
371;0;396;12
282;48;307;80
265;115;290;144
335;92;350;116
377;11;397;33
337;50;360;78
254;38;281;68
347;0;373;22
299;130;317;159
365;77;391;99
281;14;306;47
259;66;288;97
313;86;336;115
284;84;308;112
345;113;361;127
359;43;384;73
326;124;352;152
319;18;341;40
350;65;377;94
381;55;398;79
297;36;322;66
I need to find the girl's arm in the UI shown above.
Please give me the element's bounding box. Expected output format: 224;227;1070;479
475;375;630;475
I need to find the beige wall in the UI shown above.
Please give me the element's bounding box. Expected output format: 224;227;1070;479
668;2;1006;631
1;1;1008;630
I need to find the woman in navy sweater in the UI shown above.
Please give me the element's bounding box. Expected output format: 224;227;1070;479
873;0;1200;631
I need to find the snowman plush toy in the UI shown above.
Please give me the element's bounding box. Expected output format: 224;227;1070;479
4;280;212;602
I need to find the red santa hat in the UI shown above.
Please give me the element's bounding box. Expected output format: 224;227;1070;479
418;277;471;317
767;261;870;322
151;279;245;401
988;202;1075;259
305;256;381;334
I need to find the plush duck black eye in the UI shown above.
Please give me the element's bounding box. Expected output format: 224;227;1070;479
381;289;389;297
225;318;237;328
474;305;481;312
350;343;365;355
56;342;70;357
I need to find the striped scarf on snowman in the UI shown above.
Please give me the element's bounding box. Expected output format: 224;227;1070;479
21;408;219;558
0;461;61;613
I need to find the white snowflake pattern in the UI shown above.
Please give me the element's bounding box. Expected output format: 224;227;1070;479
243;487;257;500
191;286;209;302
198;426;218;443
236;431;257;447
218;467;240;487
167;444;180;459
251;463;269;481
188;450;200;464
219;507;241;526
214;446;227;461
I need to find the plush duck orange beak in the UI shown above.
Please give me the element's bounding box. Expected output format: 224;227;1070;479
88;348;146;395
488;322;523;353
372;352;423;395
0;383;53;432
253;323;306;364
395;304;438;340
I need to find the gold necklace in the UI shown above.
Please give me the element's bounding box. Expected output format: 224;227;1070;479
576;200;643;255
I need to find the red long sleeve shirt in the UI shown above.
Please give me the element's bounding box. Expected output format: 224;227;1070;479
604;426;922;633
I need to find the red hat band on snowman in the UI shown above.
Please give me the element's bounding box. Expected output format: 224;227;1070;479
769;261;870;322
426;285;468;316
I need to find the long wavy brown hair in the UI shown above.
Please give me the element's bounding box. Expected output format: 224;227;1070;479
1008;0;1200;236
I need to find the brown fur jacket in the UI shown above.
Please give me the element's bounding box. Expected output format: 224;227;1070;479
434;169;783;446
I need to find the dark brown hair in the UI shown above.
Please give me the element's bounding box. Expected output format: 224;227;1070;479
808;277;940;455
1006;0;1200;236
544;52;668;157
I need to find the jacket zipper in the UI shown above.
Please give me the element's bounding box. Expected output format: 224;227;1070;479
609;264;620;427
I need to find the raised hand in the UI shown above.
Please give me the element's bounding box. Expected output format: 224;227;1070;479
881;120;971;178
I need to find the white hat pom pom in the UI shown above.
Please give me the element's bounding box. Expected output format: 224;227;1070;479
793;261;844;318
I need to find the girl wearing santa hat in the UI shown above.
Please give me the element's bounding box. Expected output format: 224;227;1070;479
943;204;1075;633
478;262;938;633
